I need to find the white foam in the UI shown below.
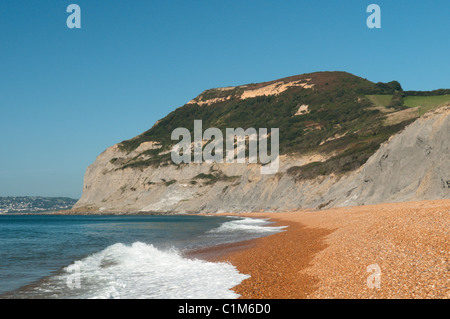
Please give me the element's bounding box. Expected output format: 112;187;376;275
56;242;249;299
208;217;287;234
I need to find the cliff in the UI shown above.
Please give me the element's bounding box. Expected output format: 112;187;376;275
73;72;450;213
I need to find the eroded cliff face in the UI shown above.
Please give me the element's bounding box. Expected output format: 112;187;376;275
73;106;450;213
333;105;450;206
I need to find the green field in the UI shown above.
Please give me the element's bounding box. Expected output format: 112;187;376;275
403;95;450;115
403;95;450;107
367;94;450;116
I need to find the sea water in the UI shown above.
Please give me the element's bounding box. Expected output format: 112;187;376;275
0;214;285;299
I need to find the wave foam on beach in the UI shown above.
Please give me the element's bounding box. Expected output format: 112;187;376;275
208;217;287;234
31;242;250;299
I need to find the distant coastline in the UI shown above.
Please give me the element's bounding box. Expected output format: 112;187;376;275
0;196;78;215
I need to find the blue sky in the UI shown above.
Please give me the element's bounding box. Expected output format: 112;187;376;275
1;0;449;198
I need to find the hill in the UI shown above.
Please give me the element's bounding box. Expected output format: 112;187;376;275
116;72;413;179
72;71;450;213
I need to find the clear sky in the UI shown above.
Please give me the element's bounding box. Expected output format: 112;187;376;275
1;0;449;199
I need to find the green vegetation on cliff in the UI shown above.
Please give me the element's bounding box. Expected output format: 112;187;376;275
114;71;449;181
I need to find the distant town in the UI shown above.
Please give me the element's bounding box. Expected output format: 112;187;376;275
0;197;78;214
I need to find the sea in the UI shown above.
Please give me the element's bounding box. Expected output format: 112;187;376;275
0;214;286;299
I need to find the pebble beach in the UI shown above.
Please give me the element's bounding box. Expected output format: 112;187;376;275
201;199;449;299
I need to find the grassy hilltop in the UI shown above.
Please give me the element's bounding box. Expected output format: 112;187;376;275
114;71;450;181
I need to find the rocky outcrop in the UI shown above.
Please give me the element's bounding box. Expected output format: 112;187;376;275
73;105;450;213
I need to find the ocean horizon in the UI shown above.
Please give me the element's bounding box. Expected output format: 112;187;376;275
0;214;285;299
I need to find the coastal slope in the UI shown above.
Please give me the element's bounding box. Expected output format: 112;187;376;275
73;72;450;213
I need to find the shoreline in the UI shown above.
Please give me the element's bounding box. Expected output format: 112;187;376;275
1;199;448;298
189;215;332;298
191;199;449;299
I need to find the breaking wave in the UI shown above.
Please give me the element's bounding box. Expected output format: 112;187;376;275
208;217;287;234
18;242;249;299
